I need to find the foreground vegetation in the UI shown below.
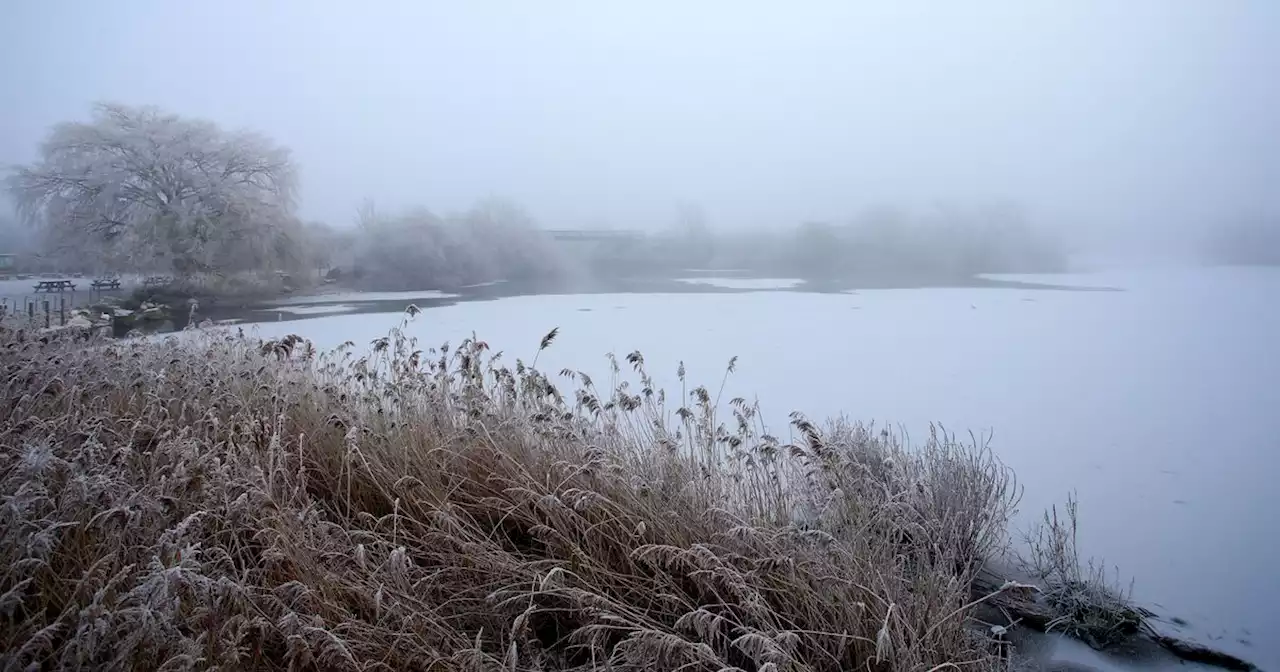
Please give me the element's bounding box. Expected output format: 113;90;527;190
0;310;1057;671
18;296;1273;671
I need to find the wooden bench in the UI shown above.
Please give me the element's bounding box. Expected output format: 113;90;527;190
142;275;173;288
33;280;76;292
90;278;122;290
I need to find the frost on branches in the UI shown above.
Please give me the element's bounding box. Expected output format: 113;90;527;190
8;103;299;276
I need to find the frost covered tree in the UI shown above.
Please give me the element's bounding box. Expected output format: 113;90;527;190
7;103;298;277
352;198;565;290
0;214;29;254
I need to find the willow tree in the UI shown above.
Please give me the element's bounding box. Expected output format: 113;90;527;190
7;103;298;277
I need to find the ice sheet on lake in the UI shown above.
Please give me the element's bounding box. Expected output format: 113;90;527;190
263;304;358;316
265;290;459;306
676;277;805;290
979;271;1126;289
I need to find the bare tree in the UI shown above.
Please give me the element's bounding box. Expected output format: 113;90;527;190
7;103;297;277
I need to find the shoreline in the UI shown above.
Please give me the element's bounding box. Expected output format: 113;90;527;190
202;270;1120;330
2;267;1123;335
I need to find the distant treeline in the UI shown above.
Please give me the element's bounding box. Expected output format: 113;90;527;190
3;103;1069;290
330;201;1068;291
344;200;569;290
638;203;1068;279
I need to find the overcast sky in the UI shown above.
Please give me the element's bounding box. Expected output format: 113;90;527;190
2;1;1277;249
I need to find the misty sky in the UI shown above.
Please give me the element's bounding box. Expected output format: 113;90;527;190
2;1;1277;249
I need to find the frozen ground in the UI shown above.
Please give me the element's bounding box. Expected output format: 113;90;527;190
675;277;806;290
206;265;1279;669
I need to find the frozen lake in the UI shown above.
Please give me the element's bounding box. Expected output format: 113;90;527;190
218;266;1279;669
675;276;806;290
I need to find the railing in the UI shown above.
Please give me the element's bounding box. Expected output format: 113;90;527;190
0;295;79;329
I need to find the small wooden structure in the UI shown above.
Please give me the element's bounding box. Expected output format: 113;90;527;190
33;280;76;292
142;275;173;288
90;278;122;290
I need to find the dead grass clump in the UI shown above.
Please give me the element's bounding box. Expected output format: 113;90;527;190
0;314;1021;670
1022;494;1147;649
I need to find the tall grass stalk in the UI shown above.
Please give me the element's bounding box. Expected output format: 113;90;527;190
1021;494;1146;649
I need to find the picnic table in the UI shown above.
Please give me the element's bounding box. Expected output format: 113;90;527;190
90;278;122;290
33;280;76;292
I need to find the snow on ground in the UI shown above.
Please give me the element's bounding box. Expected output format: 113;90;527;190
675;277;805;290
224;266;1280;670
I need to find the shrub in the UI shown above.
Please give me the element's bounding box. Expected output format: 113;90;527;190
1021;494;1147;649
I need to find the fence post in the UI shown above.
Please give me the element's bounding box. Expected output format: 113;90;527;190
28;301;34;322
60;297;66;326
43;300;50;328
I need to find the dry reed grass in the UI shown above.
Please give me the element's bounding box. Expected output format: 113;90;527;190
0;310;1026;671
1021;495;1146;650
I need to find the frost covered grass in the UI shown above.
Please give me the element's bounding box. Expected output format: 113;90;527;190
1021;495;1148;649
0;310;1044;670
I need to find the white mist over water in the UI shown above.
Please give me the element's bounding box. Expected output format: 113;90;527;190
225;266;1280;669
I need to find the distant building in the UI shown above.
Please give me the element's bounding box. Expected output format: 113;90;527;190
0;254;15;270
